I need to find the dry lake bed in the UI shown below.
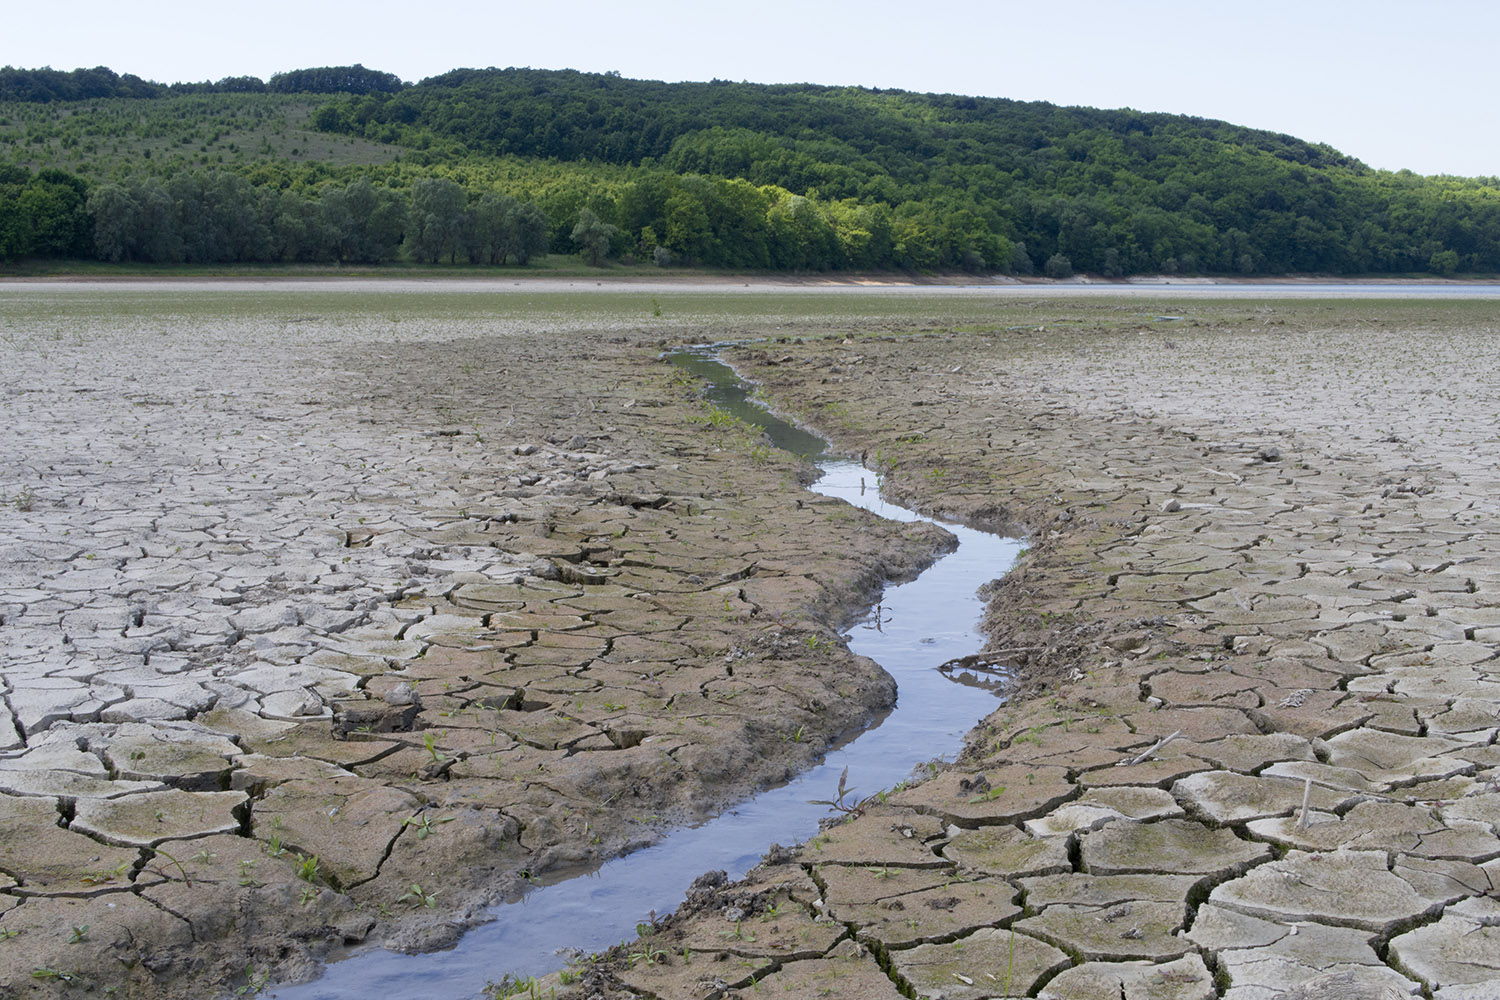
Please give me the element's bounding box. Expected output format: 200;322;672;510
1;282;1498;1000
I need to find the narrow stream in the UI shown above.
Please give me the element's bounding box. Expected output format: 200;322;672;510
270;348;1022;999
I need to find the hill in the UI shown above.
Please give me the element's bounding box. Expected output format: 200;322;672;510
2;64;1498;274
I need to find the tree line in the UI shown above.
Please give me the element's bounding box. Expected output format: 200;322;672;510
1;164;549;265
0;64;405;103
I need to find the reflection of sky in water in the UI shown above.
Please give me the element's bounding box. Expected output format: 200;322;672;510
269;348;1021;1000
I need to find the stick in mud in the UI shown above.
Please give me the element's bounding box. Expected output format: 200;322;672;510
1117;729;1181;767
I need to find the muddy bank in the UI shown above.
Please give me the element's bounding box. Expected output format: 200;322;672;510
0;300;953;998
563;306;1500;998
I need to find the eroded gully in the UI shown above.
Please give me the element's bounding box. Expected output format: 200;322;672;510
268;347;1023;999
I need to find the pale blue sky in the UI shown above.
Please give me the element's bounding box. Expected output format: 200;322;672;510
6;0;1495;177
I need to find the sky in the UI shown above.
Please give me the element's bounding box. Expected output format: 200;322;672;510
5;0;1496;178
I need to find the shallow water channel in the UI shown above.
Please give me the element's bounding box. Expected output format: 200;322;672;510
270;348;1023;999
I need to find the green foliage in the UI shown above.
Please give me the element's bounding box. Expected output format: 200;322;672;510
571;207;620;266
397;883;439;908
0;64;402;103
267;65;405;96
307;67;1500;275
4;65;1500;275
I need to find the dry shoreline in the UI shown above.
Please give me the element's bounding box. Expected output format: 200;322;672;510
3;290;1499;998
567;304;1500;998
0;296;950;997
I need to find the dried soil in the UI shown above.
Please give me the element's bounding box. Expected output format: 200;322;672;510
572;302;1500;999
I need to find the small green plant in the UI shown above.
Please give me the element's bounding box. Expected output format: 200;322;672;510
81;860;130;886
719;920;755;943
298;886;318;906
966;784;1009;804
628;945;666;967
809;765;866;816
31;967;81;983
485;974;545;999
145;846;193;885
66;925;88;943
11;486;36;512
234;964;270;997
264;833;287;857
292;853;320;884
397;883;439;909
402;812;454;841
0;928;20;941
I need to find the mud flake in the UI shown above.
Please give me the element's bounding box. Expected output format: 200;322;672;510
1209;849;1452;933
723;942;907;999
799;808;949;867
71;788;248;848
1215;918;1421;999
890;927;1069;999
1389;895;1500;991
890;764;1074;824
942;824;1072;878
1172;769;1352;824
1038;953;1215;1000
839;877;1021;948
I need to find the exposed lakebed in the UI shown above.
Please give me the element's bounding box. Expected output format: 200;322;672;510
267;348;1021;998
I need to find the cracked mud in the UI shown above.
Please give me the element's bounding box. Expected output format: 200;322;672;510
0;286;948;997
567;299;1500;1000
5;288;1500;999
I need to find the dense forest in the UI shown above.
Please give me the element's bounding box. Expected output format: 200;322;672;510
0;64;404;101
3;63;1499;274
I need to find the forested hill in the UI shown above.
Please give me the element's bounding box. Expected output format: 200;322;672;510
3;63;1499;274
320;67;1356;173
307;68;1500;276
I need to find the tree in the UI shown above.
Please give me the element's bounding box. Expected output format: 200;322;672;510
505;201;550;264
1010;242;1035;275
88;182;137;262
268;65;404;95
322;178;406;263
466;191;518;264
571;207;619;266
16;170;93;258
1429;249;1460;275
264;188;327;262
1044;253;1074;278
405;177;466;263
